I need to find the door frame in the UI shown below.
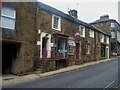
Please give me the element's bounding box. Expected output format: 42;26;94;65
42;37;48;59
75;43;80;59
106;46;109;59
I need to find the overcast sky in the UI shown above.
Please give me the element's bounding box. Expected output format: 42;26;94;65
38;0;119;23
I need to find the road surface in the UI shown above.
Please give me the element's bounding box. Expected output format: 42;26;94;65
3;58;119;88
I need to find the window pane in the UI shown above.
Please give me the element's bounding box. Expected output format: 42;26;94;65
1;16;15;29
111;23;115;27
2;7;15;18
86;45;90;54
80;25;85;37
111;32;116;38
52;15;61;31
106;37;109;44
53;16;59;29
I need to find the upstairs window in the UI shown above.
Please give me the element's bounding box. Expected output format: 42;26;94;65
111;32;116;38
52;14;61;31
106;36;109;44
79;25;85;37
1;6;16;30
100;34;104;43
111;22;115;28
90;29;94;38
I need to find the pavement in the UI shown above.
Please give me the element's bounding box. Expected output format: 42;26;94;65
2;57;119;87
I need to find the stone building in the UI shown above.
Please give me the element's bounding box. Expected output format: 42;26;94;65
90;15;120;56
1;2;37;74
34;2;110;72
118;1;120;24
1;2;110;75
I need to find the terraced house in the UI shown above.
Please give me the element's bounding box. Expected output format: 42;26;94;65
90;15;120;56
1;2;110;75
1;2;37;75
118;1;120;55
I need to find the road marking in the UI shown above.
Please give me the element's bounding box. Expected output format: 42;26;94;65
103;80;116;89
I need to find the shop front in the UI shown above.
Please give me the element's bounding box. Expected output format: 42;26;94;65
53;34;68;68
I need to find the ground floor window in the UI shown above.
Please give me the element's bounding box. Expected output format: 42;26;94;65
54;35;68;59
68;46;74;55
68;40;76;55
86;44;90;54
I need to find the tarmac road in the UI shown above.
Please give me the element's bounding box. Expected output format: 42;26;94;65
3;58;119;88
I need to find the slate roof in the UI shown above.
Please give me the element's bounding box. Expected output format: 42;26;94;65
90;18;120;27
37;2;110;36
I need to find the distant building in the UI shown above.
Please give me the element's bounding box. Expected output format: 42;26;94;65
118;1;120;23
90;15;120;56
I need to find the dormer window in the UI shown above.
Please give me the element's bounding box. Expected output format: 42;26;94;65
52;14;61;31
1;6;16;30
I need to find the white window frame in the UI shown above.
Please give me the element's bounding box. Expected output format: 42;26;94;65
52;14;61;31
90;29;94;38
86;44;90;54
79;25;85;38
111;32;116;38
1;6;16;29
1;7;16;19
106;36;109;44
101;34;104;43
111;22;115;28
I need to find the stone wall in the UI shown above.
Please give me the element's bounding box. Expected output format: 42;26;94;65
2;2;37;74
93;22;111;34
16;2;37;74
80;28;96;62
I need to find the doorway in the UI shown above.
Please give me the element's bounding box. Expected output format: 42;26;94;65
76;43;80;59
2;43;20;74
106;46;109;59
42;37;48;59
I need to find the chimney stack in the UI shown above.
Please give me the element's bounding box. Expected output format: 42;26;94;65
100;14;109;20
68;9;78;19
